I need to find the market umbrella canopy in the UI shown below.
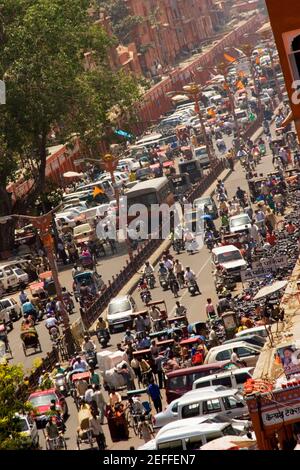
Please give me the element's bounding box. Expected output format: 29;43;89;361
63;171;84;178
253;280;288;300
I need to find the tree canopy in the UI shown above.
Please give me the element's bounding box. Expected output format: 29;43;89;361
0;363;33;450
0;0;142;249
101;0;143;45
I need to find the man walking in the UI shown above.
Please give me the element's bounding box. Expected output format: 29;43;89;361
147;378;162;413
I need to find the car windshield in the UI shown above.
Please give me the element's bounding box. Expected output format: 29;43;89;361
30;394;57;407
217;251;242;263
231;216;250;227
17;418;29;432
196;198;211;207
14;268;24;275
108;300;131;315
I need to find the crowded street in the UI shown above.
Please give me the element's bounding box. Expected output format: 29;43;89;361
3;0;300;457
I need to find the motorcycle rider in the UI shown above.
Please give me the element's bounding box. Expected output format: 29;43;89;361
173;259;184;288
45;313;59;334
143;261;155;287
123;329;135;345
81;335;96;354
158;262;168;277
175;301;187;317
167;268;179;297
72;355;89;371
184;267;201;294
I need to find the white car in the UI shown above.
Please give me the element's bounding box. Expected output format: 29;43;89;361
14;413;39;448
55;212;76;229
0;297;22;322
107;295;136;333
229;213;251;234
204;342;261;367
12;267;29;286
212;245;247;279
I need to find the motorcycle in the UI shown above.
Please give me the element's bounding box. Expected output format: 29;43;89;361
159;274;169;291
205;236;214;251
146;274;155;290
141;289;152;305
176;272;185;289
84;349;97;368
173;239;183;254
54;373;69;397
96;329;110;348
169;279;179;298
188;279;200;296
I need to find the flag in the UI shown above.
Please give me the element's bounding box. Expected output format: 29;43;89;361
255;57;260;65
93;186;104;198
224;53;236;63
238;71;246;78
207;108;216;117
249;113;256;122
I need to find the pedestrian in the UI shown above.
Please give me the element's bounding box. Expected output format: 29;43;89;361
205;298;216;320
138;415;155;443
84;384;94;404
93;384;106;424
154;354;165;389
90;368;100;387
147;378;162;413
89;410;106;450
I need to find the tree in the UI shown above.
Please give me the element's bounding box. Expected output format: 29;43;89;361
101;0;143;45
0;0;142;250
0;363;33;450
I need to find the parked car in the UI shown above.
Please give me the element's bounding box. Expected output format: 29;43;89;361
192;367;254;392
153;386;248;429
107;295;136;333
0;297;22;322
28;388;68;428
142;415;243;450
12;267;29;287
204;342;261;367
73;223;94;246
14;413;39;448
194;146;210;169
223;334;266;349
235;325;271;339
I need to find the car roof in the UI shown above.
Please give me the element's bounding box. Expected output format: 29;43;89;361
212;245;240;255
193;367;253;382
235;326;270;336
156;420;229;442
181;386;239;402
166;361;228;378
29;388;57;398
208;341;260;352
109;295;130;304
229;213;249;220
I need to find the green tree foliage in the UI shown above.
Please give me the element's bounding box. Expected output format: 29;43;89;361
0;0;141;249
0;363;33;450
101;0;143;45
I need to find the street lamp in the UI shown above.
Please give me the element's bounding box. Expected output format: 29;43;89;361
167;83;214;165
1;208;76;357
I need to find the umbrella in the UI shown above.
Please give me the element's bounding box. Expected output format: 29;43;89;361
201;214;213;220
253;280;288;300
63;171;84;179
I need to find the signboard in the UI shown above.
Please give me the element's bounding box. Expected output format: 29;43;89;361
262;404;300;426
276;343;300;378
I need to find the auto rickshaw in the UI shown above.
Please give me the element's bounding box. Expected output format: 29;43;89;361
248;177;267;202
73;271;102;300
20;327;42;356
39;271;56;296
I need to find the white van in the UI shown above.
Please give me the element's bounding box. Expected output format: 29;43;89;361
192;368;254;391
153;386;247;429
235;325;271;339
0;264;20;291
138;417;241;450
194;146;210;168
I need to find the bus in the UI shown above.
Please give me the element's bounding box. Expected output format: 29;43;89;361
125;177;174;235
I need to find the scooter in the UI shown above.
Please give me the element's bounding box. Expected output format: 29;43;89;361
54;373;69;397
159;274;169;291
96;329;110;348
84;349;97;368
169;279;179;298
140;289;152;305
188;280;200;296
146;274;155;289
